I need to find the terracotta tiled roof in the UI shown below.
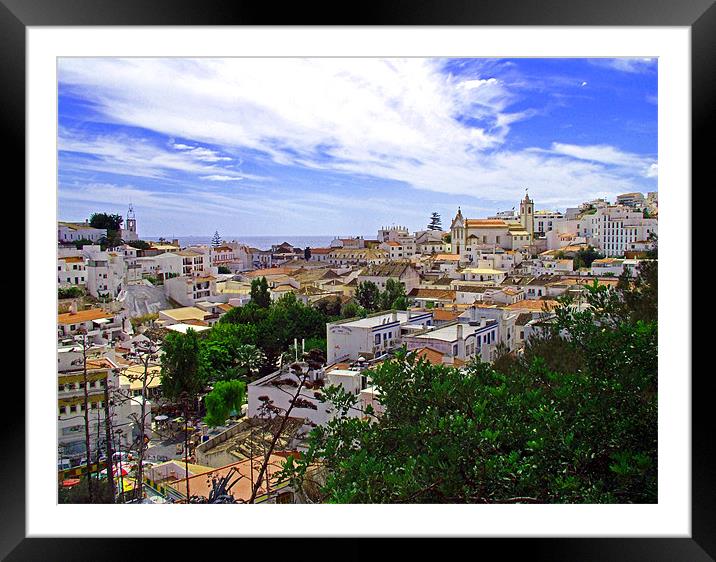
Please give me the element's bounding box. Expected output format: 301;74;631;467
465;219;509;228
58;308;114;325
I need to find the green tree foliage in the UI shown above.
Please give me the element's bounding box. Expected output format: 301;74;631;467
126;240;152;250
58;477;115;504
428;212;442;230
340;301;366;319
211;231;222;247
616;235;657;324
58;286;83;299
282;258;658;504
315;296;343;318
219;295;329;376
217;265;232;274
379;278;406;311
72;238;96;249
356;281;380;311
160;329;206;401
304;247;312;261
572;246;604;270
89;212;124;232
250;277;271;308
203;380;247;427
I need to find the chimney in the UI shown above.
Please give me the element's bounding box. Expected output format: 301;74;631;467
480;318;486;328
172;239;179;246
407;309;412;320
392;311;398;322
456;324;463;340
69;301;78;315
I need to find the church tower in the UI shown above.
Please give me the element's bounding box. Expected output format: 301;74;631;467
519;190;534;238
450;207;465;257
126;203;137;235
121;203;139;241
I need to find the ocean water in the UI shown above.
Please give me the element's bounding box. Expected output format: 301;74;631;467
147;235;339;250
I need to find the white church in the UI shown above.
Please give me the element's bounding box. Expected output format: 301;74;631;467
450;191;536;264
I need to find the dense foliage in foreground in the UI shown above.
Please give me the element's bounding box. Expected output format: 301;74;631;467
282;248;658;504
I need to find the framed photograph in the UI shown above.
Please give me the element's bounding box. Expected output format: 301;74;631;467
6;0;708;558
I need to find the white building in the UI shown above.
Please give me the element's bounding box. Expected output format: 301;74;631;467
164;273;218;307
357;262;421;293
57;256;87;287
58;221;107;244
403;320;499;363
326;310;433;364
85;250;126;299
57;306;127;345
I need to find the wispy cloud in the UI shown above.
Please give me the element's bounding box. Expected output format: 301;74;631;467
58;57;657;234
589;58;657;74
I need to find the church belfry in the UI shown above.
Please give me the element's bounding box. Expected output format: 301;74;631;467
519;189;534;238
126;203;137;234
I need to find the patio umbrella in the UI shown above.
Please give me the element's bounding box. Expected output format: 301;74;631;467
154;415;169;421
61;478;80;488
101;465;129;477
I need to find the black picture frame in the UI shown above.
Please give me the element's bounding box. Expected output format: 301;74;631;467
5;0;708;559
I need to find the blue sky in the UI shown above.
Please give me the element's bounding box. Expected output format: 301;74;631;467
58;57;657;237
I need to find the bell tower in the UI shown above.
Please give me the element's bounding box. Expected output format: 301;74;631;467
519;189;534;238
126;203;137;235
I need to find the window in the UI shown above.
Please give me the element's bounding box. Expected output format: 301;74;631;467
58;385;64;392
70;405;77;413
375;334;381;345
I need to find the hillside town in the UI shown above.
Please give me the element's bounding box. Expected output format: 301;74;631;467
57;189;657;504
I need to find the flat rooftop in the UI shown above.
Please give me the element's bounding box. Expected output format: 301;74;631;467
333;310;430;329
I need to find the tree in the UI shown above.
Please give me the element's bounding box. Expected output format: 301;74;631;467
69;331;96;502
204;380;247;427
573;246;604;270
249;349;325;503
282;259;658;503
340;301;365;319
59;477;115;504
428;212;442;231
122;331;161;501
379;278;406;311
73;238;96;249
211;231;222;247
304;247;312;261
160;329;206;401
58;286;83;299
218;265;232;274
250;277;271;308
126;239;151;250
314;296;342;318
356;281;380;312
89;212;124;232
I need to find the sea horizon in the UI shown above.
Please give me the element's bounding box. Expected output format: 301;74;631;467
144;234;374;251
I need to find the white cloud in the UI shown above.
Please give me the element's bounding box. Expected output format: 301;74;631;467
58;58;656;210
589;58;657;73
200;175;242;182
547;142;657;179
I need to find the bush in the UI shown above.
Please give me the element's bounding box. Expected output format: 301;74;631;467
58;286;83;299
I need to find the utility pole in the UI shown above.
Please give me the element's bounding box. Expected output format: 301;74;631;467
103;374;116;502
71;331;94;503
